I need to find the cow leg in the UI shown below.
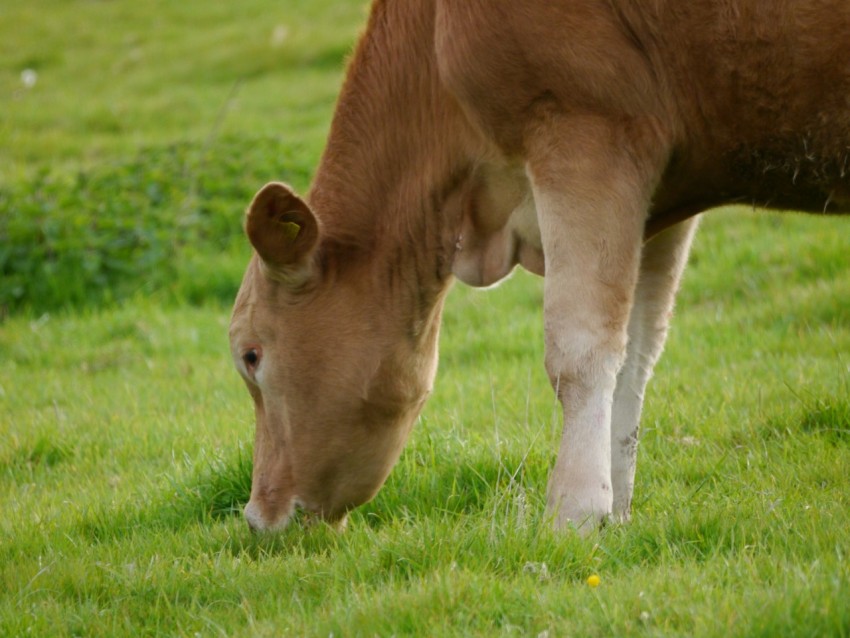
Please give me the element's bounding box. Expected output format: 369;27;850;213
610;218;699;521
525;115;667;532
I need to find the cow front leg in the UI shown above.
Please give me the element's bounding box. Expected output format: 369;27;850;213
526;115;668;533
610;218;699;521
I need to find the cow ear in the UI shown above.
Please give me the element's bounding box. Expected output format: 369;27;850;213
245;182;320;278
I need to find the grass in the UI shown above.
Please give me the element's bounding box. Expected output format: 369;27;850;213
2;1;850;636
0;0;363;180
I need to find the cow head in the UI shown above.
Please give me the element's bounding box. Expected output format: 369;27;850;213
229;182;443;532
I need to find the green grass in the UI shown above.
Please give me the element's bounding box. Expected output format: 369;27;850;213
0;0;364;179
2;1;850;636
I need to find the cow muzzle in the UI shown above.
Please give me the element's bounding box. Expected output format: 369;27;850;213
243;498;295;533
244;497;349;533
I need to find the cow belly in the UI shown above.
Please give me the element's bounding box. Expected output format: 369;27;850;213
721;133;850;214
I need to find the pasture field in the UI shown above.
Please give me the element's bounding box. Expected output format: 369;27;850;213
2;1;850;636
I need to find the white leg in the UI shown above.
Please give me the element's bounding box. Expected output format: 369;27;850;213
526;115;668;532
610;218;699;520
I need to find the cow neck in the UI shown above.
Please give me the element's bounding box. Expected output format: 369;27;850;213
307;0;475;284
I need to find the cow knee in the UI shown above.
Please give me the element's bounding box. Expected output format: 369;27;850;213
543;324;628;401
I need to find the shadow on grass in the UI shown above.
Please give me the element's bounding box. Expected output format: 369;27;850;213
73;439;552;554
75;445;253;544
1;435;75;475
760;392;850;444
69;435;791;584
621;507;763;565
798;399;850;443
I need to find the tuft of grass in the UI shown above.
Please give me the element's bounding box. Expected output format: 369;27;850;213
798;398;850;443
171;445;255;521
2;435;74;473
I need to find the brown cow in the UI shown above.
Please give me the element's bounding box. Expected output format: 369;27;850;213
229;0;850;533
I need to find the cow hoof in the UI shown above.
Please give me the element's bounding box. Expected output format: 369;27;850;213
551;510;611;536
547;487;613;535
611;505;632;525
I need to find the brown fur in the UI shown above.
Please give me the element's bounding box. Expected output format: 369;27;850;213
231;0;850;531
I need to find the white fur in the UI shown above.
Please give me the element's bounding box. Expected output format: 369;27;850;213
523;116;660;532
610;219;698;519
243;498;295;533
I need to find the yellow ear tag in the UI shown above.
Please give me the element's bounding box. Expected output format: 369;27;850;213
279;220;301;242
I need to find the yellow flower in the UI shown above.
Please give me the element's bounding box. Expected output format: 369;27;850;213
586;574;601;588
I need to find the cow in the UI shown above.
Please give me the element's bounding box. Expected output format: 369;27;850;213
229;0;850;533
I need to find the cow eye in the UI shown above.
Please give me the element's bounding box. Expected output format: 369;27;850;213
242;348;261;371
